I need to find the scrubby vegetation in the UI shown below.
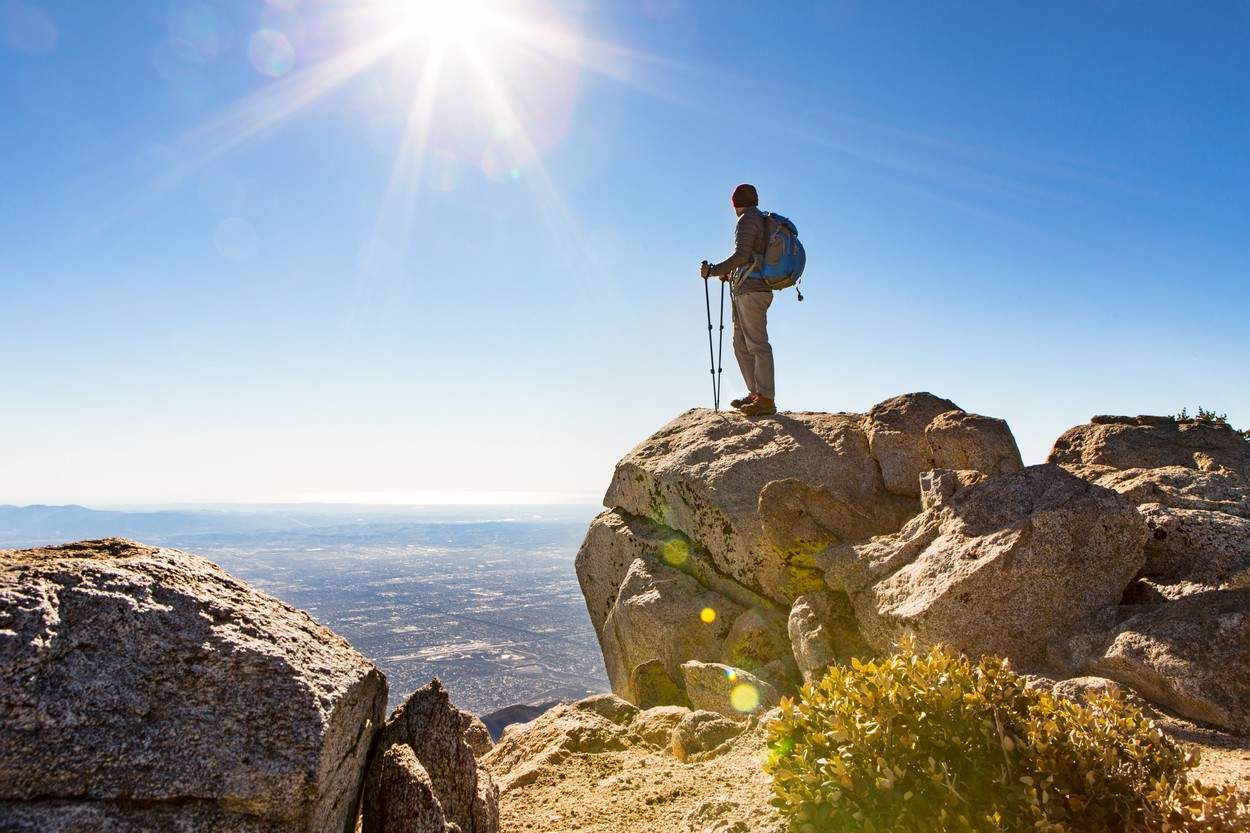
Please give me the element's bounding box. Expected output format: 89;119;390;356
1174;407;1250;441
765;641;1249;832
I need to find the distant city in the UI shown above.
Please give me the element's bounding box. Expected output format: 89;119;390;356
0;503;610;714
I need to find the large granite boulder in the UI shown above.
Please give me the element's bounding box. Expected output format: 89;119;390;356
1049;414;1250;481
364;679;498;833
577;510;791;706
827;465;1147;671
578;395;1023;708
670;710;745;762
867;393;1021;498
0;539;387;833
1045;414;1250;733
599;394;1021;606
1078;589;1250;735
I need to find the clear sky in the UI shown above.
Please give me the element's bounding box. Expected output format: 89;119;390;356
2;1;1247;506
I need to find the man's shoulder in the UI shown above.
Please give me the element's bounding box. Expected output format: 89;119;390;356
737;207;765;226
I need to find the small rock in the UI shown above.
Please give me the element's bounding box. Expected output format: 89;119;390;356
571;693;639;725
679;662;780;719
671;711;744;761
1051;676;1155;716
630;705;690;748
462;715;494;759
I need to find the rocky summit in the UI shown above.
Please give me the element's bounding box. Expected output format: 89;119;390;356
575;395;1250;740
2;394;1248;832
577;393;1025;715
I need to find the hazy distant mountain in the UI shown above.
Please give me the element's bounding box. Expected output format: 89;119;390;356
0;503;600;550
480;701;563;739
0;504;293;548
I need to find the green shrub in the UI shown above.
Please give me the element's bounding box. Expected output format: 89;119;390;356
1174;407;1250;441
765;641;1249;832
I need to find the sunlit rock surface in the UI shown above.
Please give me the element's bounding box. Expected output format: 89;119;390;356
577;394;1024;708
0;538;386;833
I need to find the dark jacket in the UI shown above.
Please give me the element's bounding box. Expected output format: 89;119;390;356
709;206;770;293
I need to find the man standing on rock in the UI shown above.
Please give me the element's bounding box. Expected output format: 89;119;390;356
701;183;776;416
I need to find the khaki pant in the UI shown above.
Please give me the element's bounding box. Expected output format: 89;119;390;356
731;290;774;400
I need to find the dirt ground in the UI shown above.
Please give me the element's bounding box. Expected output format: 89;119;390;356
483;708;784;833
485;708;1249;833
1161;715;1250;793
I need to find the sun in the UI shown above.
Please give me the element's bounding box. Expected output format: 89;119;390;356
168;0;651;288
390;0;499;49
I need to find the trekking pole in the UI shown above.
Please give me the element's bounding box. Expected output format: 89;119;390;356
702;268;718;410
716;278;725;408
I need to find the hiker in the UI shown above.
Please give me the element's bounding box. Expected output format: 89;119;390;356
700;183;776;416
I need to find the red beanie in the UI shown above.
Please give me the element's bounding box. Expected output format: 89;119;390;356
731;183;758;208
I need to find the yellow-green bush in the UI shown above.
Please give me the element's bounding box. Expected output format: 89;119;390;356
765;641;1249;832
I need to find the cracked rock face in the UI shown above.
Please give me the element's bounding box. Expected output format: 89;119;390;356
578;394;1022;709
0;538;387;833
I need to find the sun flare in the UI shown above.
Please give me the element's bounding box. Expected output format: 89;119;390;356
390;0;499;49
159;0;669;294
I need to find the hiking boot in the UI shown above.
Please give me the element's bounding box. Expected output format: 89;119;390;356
738;396;777;416
730;394;756;409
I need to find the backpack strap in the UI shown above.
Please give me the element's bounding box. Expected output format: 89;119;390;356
753;211;771;276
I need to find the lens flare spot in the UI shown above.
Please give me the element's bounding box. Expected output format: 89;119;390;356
508;167;521;180
249;28;295;77
661;539;689;567
724;667;737;681
699;607;716;624
730;683;760;713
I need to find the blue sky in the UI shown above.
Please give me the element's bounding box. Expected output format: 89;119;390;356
2;0;1247;506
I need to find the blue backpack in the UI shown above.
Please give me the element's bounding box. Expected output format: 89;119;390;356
744;212;806;297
